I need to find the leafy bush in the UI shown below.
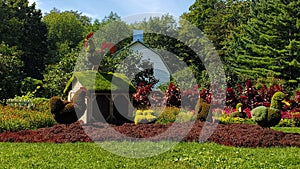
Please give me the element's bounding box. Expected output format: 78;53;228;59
6;86;50;113
155;107;180;124
7;98;49;113
175;111;196;123
154;107;196;124
134;109;157;124
276;119;295;127
278;112;300;127
132;83;152;109
0;105;55;132
217;116;255;125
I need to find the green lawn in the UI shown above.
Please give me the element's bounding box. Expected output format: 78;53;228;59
272;127;300;134
0;141;299;169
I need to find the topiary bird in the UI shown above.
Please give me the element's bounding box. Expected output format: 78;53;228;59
50;87;88;127
230;103;247;118
251;91;290;128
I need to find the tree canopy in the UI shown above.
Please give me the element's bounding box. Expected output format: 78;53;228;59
0;0;47;79
1;0;300;99
224;0;300;87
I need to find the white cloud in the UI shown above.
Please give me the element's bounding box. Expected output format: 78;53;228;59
28;0;39;7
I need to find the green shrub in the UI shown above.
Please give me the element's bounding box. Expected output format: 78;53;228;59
216;115;255;125
31;98;50;113
155;107;180;124
276;119;295;127
291;112;300;127
154;107;196;124
0;105;56;132
134;109;157;124
276;116;300;127
176;111;196;123
7;85;50;113
7;98;50;113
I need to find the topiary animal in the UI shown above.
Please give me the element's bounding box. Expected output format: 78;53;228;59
195;98;212;122
251;91;290;128
50;87;88;127
230;103;247;118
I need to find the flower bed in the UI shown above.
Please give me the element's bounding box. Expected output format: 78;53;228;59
0;121;299;148
0;106;55;132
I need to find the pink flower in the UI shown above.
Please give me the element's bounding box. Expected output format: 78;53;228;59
281;111;292;119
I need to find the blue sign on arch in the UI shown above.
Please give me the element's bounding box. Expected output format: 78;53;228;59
133;30;144;43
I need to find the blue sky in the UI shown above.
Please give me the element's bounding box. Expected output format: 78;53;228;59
29;0;195;21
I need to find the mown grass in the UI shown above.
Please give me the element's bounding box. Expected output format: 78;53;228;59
272;127;300;134
0;141;299;169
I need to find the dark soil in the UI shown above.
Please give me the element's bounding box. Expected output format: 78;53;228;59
0;121;299;148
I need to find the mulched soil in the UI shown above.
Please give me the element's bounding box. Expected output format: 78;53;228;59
0;121;299;148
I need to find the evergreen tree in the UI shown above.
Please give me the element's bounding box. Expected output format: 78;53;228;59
183;0;251;57
225;0;300;88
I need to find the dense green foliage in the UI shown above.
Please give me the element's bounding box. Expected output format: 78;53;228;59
217;116;255;125
155;107;180;124
0;105;55;132
1;0;300;99
0;0;48;79
43;50;78;98
43;9;85;64
134;108;197;125
0;43;24;100
0;142;299;168
225;0;300;87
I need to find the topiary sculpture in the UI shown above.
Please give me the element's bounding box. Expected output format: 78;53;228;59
195;98;212;122
230;103;247;118
50;87;87;127
251;91;290;127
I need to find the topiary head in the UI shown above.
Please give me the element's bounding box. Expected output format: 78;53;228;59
236;103;243;112
270;92;290;109
49;96;65;114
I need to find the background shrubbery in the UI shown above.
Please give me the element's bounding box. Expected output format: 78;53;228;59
0;105;55;132
133;107;196;125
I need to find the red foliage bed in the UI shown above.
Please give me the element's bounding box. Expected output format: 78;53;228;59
0;121;299;148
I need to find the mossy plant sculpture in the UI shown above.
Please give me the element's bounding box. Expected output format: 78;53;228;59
195;98;212;122
230;103;247;118
50;87;87;127
251;91;290;127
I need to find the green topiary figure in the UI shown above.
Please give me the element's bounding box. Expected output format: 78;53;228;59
251;92;290;127
195;98;212;122
230;103;247;118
